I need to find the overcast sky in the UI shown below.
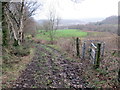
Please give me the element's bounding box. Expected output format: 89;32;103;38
33;0;120;20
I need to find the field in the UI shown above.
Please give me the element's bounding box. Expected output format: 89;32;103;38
36;29;88;40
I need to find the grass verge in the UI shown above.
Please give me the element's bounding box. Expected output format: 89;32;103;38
2;48;35;88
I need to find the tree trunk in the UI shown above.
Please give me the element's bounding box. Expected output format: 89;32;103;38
18;1;24;45
118;37;120;57
117;25;120;82
118;16;120;56
2;2;9;47
5;6;19;46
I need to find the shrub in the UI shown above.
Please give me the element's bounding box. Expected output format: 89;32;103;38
11;46;30;57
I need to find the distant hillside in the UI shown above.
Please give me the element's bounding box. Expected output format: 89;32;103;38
93;16;118;25
102;16;118;24
60;19;86;26
66;16;118;33
37;17;105;26
37;19;86;25
37;16;118;33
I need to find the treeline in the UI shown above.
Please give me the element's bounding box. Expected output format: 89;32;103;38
59;16;118;34
67;24;118;33
1;1;40;65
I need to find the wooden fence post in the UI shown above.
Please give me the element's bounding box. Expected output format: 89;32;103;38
101;43;105;57
118;69;120;83
89;43;92;60
76;37;80;57
94;47;97;65
82;42;86;59
94;43;101;69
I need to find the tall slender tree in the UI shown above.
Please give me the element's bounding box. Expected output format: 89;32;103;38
2;2;9;47
3;0;41;46
46;7;61;44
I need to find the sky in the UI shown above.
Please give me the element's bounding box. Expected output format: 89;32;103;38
33;0;120;20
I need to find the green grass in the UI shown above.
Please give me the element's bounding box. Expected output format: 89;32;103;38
36;29;88;40
54;29;87;37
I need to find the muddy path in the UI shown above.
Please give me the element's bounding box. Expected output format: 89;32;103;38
12;43;87;88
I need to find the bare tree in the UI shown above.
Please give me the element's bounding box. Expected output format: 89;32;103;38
42;21;50;32
23;17;37;37
4;0;41;46
45;8;61;44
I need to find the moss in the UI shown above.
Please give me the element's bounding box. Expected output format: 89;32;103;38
13;39;19;46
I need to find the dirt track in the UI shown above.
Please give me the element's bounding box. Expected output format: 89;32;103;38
12;43;87;88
